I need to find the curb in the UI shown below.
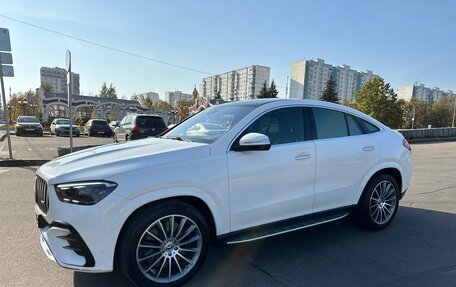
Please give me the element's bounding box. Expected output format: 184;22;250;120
57;145;98;157
0;159;50;167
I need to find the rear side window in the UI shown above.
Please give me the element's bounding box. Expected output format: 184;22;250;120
345;115;364;136
356;118;380;134
136;116;165;128
312;108;348;139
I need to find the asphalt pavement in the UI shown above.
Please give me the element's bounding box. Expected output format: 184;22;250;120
1;141;456;286
0;132;112;161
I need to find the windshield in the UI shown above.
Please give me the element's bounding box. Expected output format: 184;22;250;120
162;105;256;144
56;119;70;124
18;117;39;123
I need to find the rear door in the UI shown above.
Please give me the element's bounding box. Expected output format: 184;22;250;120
136;116;166;137
311;107;381;212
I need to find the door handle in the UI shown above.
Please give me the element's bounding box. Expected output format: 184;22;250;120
295;152;311;160
362;145;375;152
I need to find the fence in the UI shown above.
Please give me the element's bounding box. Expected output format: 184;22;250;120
397;127;456;142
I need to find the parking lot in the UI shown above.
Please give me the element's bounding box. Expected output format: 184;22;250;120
1;141;456;286
0;132;112;160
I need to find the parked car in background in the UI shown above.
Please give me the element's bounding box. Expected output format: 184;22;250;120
50;118;80;137
109;120;120;131
114;114;166;142
15;116;43;136
84;119;113;137
35;99;413;287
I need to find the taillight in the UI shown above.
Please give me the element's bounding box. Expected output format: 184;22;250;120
132;125;143;133
162;127;168;132
402;138;411;151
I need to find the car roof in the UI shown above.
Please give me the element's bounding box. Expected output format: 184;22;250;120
221;98;388;130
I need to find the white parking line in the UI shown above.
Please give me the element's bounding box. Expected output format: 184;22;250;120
0;168;10;175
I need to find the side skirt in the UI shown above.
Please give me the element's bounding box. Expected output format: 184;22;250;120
216;206;355;246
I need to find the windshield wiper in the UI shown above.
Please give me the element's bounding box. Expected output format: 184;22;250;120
161;136;192;142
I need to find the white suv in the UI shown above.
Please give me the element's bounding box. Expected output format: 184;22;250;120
35;99;413;286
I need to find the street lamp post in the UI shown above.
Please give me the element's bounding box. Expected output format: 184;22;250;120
452;97;456;128
18;99;28;116
30;103;38;116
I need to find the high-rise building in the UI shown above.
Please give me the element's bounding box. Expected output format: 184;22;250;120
165;91;193;106
289;58;378;102
200;65;270;101
397;83;453;103
40;67;80;95
134;92;160;104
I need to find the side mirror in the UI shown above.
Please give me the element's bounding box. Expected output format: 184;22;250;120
235;133;271;151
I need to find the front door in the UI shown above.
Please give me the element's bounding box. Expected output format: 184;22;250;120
227;107;316;232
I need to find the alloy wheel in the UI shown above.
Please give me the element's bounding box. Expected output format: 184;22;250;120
136;215;203;284
369;180;397;224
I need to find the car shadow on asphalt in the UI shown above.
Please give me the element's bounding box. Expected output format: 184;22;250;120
73;206;456;287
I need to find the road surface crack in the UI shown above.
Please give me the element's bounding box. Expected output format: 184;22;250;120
249;262;288;286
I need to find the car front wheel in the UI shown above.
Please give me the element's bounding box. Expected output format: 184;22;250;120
117;200;210;287
353;174;399;230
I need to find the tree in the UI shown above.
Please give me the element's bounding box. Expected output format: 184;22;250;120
257;81;269;98
320;75;339;103
269;79;279;98
41;82;53;93
351;77;403;128
99;82;117;99
143;97;153;114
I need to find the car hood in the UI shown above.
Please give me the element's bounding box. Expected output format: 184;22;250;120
38;138;210;184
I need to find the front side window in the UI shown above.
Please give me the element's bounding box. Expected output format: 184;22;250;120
312;108;348;139
241;107;305;145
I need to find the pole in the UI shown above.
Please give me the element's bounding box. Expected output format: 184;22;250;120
67;51;73;153
452;97;456;128
285;76;289;99
411;106;416;129
0;62;13;159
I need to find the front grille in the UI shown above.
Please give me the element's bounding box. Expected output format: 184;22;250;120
35;176;49;213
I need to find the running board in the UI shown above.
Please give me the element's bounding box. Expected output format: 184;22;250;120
219;207;353;245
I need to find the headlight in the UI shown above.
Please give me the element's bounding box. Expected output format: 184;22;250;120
55;181;117;205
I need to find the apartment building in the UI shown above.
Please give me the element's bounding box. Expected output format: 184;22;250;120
40;66;80;95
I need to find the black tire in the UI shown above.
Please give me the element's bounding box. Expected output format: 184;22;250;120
352;174;399;230
126;134;130;141
117;200;210;287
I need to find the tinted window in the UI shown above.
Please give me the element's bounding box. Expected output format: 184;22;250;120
136;116;165;128
346;115;364;136
312;108;348;139
359;119;380;134
244;107;305;145
92;120;108;126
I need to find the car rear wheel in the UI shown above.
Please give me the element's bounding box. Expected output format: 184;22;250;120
117;200;209;287
352;174;399;230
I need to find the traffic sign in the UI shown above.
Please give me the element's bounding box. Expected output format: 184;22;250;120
1;65;14;77
0;28;11;52
0;52;13;64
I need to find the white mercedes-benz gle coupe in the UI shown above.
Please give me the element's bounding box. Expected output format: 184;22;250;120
35;99;413;286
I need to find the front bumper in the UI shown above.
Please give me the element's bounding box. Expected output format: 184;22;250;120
16;127;42;134
34;181;133;273
36;212;95;269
